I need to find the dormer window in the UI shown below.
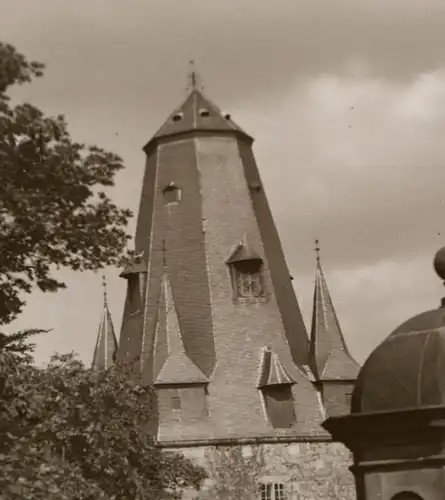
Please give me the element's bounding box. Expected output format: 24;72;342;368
258;348;296;429
263;385;296;428
163;183;181;205
232;260;264;298
227;240;265;301
199;108;210;117
172;112;183;123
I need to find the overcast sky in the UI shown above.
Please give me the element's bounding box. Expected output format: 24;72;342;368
2;0;445;366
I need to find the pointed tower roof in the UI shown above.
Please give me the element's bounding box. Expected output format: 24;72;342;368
154;271;209;386
257;347;295;388
92;275;118;370
144;66;252;152
309;241;360;381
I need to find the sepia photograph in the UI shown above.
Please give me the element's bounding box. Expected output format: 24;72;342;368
1;1;445;499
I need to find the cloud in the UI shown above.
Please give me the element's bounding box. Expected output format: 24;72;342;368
19;68;445;366
297;253;443;363
234;69;445;274
2;0;445;365
3;0;445;112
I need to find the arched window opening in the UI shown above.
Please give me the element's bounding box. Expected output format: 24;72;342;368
163;183;182;205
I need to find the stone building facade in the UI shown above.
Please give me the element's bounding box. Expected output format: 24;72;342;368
92;77;359;500
171;442;354;500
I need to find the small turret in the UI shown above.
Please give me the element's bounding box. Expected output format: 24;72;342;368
309;240;359;415
91;274;118;370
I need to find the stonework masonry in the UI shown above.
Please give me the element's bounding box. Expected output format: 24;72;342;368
170;442;355;500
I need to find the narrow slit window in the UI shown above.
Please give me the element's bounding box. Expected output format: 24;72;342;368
171;393;181;410
127;275;141;315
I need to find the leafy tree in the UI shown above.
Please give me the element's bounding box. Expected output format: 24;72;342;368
0;350;207;499
0;41;133;325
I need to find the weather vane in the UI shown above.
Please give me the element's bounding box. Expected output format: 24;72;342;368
187;60;203;93
102;273;108;307
314;239;321;265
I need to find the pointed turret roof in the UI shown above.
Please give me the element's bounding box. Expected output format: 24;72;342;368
92;276;118;370
144;88;252;152
309;244;359;381
154;271;208;386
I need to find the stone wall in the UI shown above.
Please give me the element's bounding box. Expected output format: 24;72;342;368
168;441;355;500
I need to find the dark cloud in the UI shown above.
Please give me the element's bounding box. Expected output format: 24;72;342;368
4;0;445;112
236;73;445;274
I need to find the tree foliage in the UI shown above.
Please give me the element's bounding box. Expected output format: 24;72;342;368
0;41;133;324
0;348;207;499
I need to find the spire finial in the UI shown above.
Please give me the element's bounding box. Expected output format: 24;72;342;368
314;239;321;265
187;60;203;93
102;273;108;307
162;239;167;269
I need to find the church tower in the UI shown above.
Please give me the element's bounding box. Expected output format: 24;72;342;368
117;73;356;499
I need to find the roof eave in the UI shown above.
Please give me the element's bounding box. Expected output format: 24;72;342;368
143;128;254;156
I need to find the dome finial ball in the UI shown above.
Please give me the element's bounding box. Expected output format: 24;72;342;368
433;246;445;281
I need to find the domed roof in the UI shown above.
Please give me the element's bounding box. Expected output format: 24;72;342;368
351;247;445;414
